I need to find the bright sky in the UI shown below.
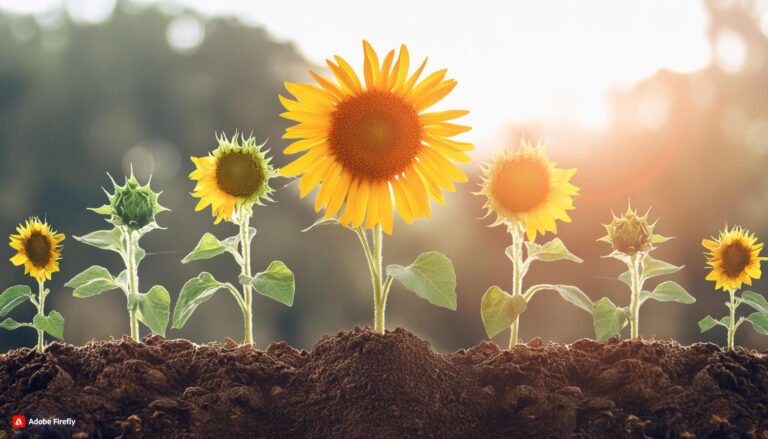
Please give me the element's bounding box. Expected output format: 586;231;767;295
1;0;713;148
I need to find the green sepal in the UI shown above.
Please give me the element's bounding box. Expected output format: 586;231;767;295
32;310;65;339
137;285;170;336
593;297;629;341
386;251;457;311
480;286;527;338
0;285;32;316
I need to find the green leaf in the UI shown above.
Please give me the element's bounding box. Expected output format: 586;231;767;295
618;270;632;288
302;217;342;232
741;291;768;314
0;285;32;317
138;285;171;336
66;266;122;297
720;316;733;327
172;272;232;329
480;286;527;338
32;310;65;339
746;312;768;335
553;284;593;313
182;233;238;264
75;228;126;255
641;255;682;280
0;318;31;330
698;315;720;333
524;238;583;263
640;281;696;304
386;251;457;310
249;261;295;307
593;297;629;342
88;204;113;215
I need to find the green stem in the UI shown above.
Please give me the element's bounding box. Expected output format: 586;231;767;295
629;254;643;339
355;225;389;334
36;279;46;352
509;222;525;349
125;228;140;341
239;207;254;345
727;289;737;349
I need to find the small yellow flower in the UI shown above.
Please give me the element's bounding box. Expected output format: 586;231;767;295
703;225;766;291
190;133;277;224
9;218;65;282
278;40;474;234
478;140;578;241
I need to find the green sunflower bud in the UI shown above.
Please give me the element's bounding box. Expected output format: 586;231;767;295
598;202;671;256
91;172;168;230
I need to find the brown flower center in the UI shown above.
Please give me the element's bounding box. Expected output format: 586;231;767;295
491;157;551;213
329;91;422;180
722;241;751;278
216;152;263;197
25;232;51;267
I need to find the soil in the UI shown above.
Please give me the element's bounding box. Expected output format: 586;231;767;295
1;328;767;438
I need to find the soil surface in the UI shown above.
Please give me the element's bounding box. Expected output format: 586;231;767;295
1;327;767;438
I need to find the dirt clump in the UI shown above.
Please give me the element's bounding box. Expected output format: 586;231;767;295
0;328;766;438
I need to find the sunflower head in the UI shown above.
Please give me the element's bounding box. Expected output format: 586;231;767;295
9;217;65;282
703;225;766;292
92;172;167;230
191;133;277;224
477;140;578;241
278;40;474;234
598;203;667;256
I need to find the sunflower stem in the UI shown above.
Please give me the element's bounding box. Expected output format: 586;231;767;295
727;289;737;349
372;224;386;334
239;207;254;346
509;222;525;349
628;254;643;339
125;228;140;341
36;279;46;352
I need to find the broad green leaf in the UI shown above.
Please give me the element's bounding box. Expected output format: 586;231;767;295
182;233;237;264
0;318;31;330
720;316;733;327
248;261;295;306
134;245;146;266
66;266;121;298
618;270;632;288
698;315;720;333
741;291;768;314
552;284;593;313
172;272;231;329
66;265;113;289
480;286;527;338
640;255;682;280
524;238;583;264
75;228;125;255
386;251;457;310
746;312;768;335
32;310;65;339
138;285;170;336
639;281;695;304
593;297;628;342
136;221;164;238
0;285;32;316
302;218;341;232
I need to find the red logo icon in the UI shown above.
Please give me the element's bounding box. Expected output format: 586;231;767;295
11;415;26;429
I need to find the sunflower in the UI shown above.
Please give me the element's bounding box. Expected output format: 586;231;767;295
478;140;579;241
190;133;277;224
9;218;65;282
703;225;766;291
278;40;473;234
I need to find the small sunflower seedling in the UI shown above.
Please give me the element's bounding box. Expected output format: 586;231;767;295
280;41;470;333
0;218;66;351
477;141;592;348
66;172;171;341
592;203;695;341
699;225;768;349
173;133;295;345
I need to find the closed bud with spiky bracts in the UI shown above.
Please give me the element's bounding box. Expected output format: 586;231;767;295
599;202;670;256
92;171;168;230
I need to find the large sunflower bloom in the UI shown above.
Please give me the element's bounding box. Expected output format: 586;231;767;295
190;133;277;224
478;141;578;241
278;40;474;234
703;225;766;291
10;218;65;282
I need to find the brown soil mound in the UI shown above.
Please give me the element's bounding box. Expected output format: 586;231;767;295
1;328;767;438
